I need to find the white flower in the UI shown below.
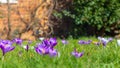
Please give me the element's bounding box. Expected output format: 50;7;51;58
23;46;27;49
39;37;45;41
117;39;120;46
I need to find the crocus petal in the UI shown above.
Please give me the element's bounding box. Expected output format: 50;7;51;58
49;48;58;57
0;44;15;56
102;40;107;46
3;46;15;55
42;40;50;47
78;40;91;45
76;52;84;58
78;40;85;44
35;38;58;57
71;48;84;58
35;46;44;55
49;38;57;47
35;45;49;55
13;38;22;45
72;51;84;58
98;37;112;46
26;45;29;51
61;40;68;44
108;38;113;42
71;51;77;56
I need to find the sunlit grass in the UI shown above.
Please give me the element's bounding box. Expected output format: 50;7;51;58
0;37;120;68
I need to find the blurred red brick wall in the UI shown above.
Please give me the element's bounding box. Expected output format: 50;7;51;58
0;0;53;40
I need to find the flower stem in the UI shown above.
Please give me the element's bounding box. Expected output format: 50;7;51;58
2;56;5;68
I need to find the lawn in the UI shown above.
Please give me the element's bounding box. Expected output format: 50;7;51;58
0;37;120;68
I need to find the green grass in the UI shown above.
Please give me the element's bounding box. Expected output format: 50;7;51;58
0;37;120;68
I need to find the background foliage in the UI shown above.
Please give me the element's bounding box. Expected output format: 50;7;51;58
54;0;120;38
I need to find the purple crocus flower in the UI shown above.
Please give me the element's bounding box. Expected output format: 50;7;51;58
49;48;58;57
42;39;50;47
49;38;57;47
98;37;112;43
88;40;92;43
78;40;92;45
86;40;92;44
71;48;84;58
101;40;107;46
42;38;57;48
0;40;15;56
35;38;58;57
35;43;49;55
13;38;22;45
78;40;84;44
98;37;112;46
108;38;113;42
61;40;68;45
